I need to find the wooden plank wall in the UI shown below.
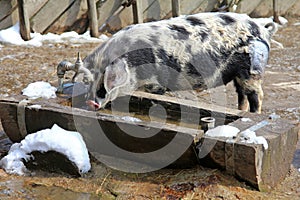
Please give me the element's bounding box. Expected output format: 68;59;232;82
0;0;18;30
0;0;299;34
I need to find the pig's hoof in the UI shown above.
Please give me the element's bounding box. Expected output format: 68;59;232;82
144;84;166;95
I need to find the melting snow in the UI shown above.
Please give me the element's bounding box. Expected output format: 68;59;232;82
240;129;269;150
206;125;269;150
0;124;90;176
121;116;142;122
241;118;252;122
27;104;42;109
205;125;240;138
22;81;57;99
0;23;109;47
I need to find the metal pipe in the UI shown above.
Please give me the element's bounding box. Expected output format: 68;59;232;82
200;117;216;131
57;61;74;93
56;52;93;93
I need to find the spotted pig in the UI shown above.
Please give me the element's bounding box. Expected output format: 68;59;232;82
84;12;276;113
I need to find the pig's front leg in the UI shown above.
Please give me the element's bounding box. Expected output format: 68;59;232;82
234;79;249;111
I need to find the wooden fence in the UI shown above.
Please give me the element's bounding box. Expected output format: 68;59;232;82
0;0;299;41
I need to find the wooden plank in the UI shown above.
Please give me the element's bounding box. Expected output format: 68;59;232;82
30;0;76;33
0;0;18;30
235;0;262;14
171;0;180;17
0;0;18;22
96;0;123;27
250;0;298;17
0;96;203;168
189;0;218;13
132;0;143;24
199;113;299;191
143;0;172;20
176;0;203;15
17;0;31;41
45;0;88;34
87;0;99;37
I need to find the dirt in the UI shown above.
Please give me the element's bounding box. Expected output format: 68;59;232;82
0;17;299;199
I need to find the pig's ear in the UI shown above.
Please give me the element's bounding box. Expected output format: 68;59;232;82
264;22;277;36
104;59;128;92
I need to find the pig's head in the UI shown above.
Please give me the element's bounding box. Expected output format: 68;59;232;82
248;22;277;76
87;58;133;109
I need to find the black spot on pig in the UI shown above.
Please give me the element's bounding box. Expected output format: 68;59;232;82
218;14;236;25
237;37;250;47
125;48;156;67
248;20;261;37
186;16;206;26
157;49;182;72
186;62;201;76
168;24;191;40
96;83;106;98
226;52;251;82
198;30;209;42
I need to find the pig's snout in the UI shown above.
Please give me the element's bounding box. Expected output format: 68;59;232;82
249;40;270;75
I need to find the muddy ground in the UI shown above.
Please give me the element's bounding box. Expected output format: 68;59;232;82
0;17;299;199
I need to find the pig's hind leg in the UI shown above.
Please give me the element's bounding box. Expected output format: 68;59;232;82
234;79;249;112
234;76;263;113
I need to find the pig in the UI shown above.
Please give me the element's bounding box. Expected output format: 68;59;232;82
83;12;276;113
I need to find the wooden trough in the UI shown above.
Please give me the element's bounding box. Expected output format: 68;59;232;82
0;86;298;191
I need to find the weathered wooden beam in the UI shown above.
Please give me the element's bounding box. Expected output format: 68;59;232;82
0;95;202;168
132;0;143;24
199;114;299;191
17;0;31;41
87;0;99;37
172;0;180;17
0;92;298;190
30;0;76;33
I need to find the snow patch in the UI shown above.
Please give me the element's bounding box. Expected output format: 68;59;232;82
0;23;109;46
22;81;57;99
205;125;240;138
241;118;252;122
240;129;269;150
28;104;42;109
0;124;91;176
121;116;142;122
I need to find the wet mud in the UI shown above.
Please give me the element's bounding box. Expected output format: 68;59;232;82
0;17;299;199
